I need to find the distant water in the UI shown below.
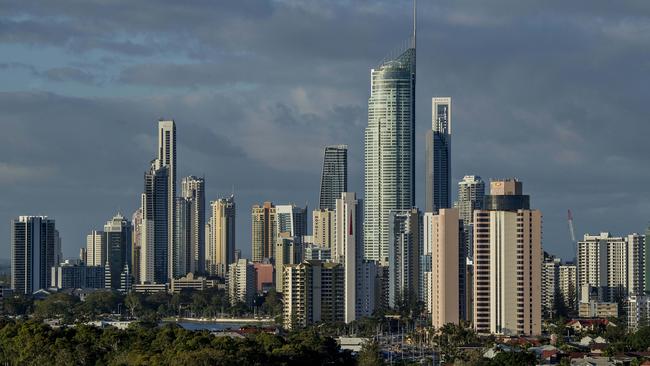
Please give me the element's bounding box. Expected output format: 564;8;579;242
172;321;252;331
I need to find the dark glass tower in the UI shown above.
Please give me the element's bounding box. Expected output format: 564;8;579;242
142;160;169;284
425;97;451;213
11;216;57;294
319;145;348;211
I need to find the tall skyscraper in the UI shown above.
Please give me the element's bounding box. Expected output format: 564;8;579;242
11;216;57;294
104;213;132;291
86;230;105;267
646;225;650;294
158;120;176;282
388;208;421;309
312;209;335;249
181;176;205;273
473;179;542;336
140;159;169;284
424;208;460;328
319;145;348;211
577;232;645;302
364;7;416;263
206;195;236;277
131;207;143;284
425;97;452;213
336;192;376;322
251;202;277;262
173;197;193;277
455;175;485;258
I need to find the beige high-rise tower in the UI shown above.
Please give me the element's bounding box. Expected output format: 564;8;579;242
206;195;236;277
424;208;460;329
473;179;542;336
251;202;277;262
312;209;336;250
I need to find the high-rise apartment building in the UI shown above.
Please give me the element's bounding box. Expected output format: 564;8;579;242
104;213;132;291
158;120;176;283
131;207;143;284
227;259;257;306
425;97;451;213
275;233;303;293
312;209;335;249
577;232;645;302
319;145;348;211
388;208;421;309
86;230;105;267
424;208;460;328
541;254;561;320
473;179;542;336
364;18;416;264
646;225;650;294
206;195;236;277
559;263;577;312
455;175;485;258
336;192;376;322
11;216;57;294
283;260;345;330
173;197;193;277
276;204;308;239
181;176;205;273
51;261;105;289
140;159;169;284
251;202;277;262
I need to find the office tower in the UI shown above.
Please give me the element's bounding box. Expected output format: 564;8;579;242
336;192;376;322
473;179;542;336
423;208;460;328
541;254;561;320
364;10;416;264
86;230;105;266
104;214;132;291
577;232;645;302
319;145;348;211
388;208;421;309
206;195;236;277
425;97;452;213
455;175;485;258
140;159;169;284
283;260;345;330
275;233;303;292
312;209;335;249
181;176;205;273
131;207;143;283
276;204;308;238
53;230;62;267
158;120;176;282
251;202;277;262
559;263;577;312
227;259;257;306
51;262;105;289
11;216;57;294
174;197;193;277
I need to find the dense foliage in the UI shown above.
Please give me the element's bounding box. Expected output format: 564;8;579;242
0;319;355;366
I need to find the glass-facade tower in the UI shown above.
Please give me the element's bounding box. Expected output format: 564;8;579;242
425;97;452;213
364;38;416;263
319;145;348;211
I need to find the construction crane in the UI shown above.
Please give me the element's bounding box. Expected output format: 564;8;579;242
567;209;577;262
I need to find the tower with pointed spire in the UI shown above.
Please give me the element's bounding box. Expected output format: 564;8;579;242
364;1;417;264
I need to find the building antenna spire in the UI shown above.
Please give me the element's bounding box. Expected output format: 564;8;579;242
412;0;417;48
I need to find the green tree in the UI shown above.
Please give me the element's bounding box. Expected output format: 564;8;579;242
358;339;385;366
33;293;79;322
2;294;33;316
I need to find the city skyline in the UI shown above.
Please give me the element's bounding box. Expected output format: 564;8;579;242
2;1;650;262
